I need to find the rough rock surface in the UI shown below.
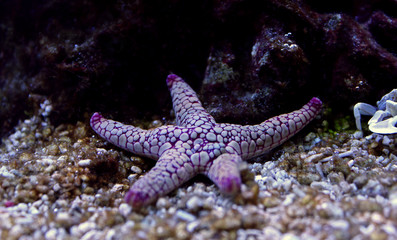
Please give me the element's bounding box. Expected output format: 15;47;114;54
0;0;396;138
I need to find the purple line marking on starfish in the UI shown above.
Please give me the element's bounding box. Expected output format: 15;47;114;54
90;74;322;208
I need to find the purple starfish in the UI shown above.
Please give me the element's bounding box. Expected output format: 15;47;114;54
90;74;322;207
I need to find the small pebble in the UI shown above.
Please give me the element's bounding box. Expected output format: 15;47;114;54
130;166;142;174
45;228;58;240
56;212;74;226
76;221;97;236
119;203;132;217
263;226;281;238
186;196;202;211
329;219;349;231
175;210;196;222
0;166;15;179
382;136;391;145
78;159;92;167
282;233;300;240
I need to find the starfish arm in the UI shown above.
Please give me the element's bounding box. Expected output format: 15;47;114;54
256;97;322;151
205;153;242;195
124;149;196;208
223;97;322;159
90;113;161;159
166;74;216;127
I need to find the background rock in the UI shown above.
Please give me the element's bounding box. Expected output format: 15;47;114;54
0;0;396;139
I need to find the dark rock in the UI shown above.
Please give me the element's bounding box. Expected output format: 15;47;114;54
1;0;397;139
202;0;397;125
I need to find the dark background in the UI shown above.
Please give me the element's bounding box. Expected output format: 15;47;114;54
0;0;396;140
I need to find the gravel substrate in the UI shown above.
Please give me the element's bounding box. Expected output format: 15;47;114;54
1;101;397;240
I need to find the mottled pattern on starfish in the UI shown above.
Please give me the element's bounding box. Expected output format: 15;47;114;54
90;74;322;207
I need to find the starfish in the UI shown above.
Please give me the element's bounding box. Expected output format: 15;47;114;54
90;74;322;207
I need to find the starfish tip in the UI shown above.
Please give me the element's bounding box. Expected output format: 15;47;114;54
307;97;323;113
166;74;182;87
90;112;103;128
310;97;323;107
218;175;242;195
124;189;151;208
